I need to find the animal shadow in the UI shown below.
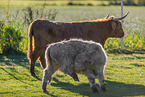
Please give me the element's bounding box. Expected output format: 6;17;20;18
49;77;145;97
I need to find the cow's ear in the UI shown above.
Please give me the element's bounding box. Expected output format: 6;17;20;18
111;22;116;31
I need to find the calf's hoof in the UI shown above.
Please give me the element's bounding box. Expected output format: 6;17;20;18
91;85;99;94
101;86;106;92
74;78;79;82
72;73;79;82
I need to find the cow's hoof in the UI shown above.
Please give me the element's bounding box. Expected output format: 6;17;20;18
30;71;36;76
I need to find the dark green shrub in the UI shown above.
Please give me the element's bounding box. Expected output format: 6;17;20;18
87;3;93;6
0;21;4;53
0;21;4;31
0;24;24;55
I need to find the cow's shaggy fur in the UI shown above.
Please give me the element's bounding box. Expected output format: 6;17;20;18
42;39;107;94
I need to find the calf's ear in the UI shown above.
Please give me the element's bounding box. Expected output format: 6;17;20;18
111;22;116;32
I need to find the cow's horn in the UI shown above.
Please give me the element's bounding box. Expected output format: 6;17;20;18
112;11;129;21
104;14;110;19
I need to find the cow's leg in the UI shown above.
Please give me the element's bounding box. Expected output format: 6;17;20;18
30;48;42;76
87;76;99;94
42;63;59;93
98;66;106;91
39;50;46;69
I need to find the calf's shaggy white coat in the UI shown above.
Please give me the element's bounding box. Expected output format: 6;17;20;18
42;39;107;94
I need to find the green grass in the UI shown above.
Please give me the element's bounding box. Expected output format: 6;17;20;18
0;53;145;97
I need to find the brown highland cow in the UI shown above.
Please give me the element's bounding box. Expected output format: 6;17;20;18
28;12;129;76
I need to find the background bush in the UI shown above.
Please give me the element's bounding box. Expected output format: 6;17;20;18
0;24;24;55
0;4;58;55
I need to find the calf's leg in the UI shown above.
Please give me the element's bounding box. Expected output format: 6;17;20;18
69;72;79;82
87;76;99;94
42;64;59;93
60;66;79;81
98;66;106;91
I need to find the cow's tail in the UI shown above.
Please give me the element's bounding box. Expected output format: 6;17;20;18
27;19;40;59
27;22;33;59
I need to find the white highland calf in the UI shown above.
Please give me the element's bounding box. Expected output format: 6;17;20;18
42;39;107;94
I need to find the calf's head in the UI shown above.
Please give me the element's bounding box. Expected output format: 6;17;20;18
109;12;129;38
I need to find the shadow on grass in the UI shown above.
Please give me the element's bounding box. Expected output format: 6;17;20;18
1;67;39;87
50;78;145;97
0;54;29;69
1;67;58;97
0;54;42;80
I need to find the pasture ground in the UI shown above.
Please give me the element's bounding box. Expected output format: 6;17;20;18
0;52;145;97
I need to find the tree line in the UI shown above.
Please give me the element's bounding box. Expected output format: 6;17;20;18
103;0;145;6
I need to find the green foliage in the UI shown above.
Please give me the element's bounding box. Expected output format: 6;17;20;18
124;33;145;49
0;21;4;53
67;2;93;6
0;21;4;31
0;24;24;55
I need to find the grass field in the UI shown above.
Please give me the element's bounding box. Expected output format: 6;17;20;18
0;53;145;97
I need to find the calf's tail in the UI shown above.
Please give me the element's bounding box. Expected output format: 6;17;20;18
45;47;53;67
